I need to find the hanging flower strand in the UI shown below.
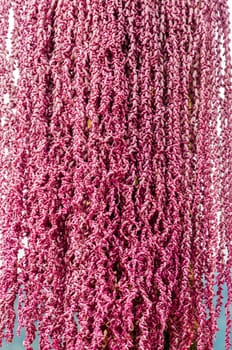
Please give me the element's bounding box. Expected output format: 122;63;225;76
0;1;231;350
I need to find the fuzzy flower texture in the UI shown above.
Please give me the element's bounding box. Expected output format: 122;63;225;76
0;0;232;350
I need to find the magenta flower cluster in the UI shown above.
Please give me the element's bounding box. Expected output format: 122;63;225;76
0;0;231;349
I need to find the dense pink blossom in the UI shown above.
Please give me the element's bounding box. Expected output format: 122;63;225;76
0;1;231;349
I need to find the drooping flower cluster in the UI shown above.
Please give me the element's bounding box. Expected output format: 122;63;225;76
0;1;231;349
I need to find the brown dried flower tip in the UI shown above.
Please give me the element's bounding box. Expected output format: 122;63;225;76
188;140;193;150
84;200;90;206
193;320;199;331
102;327;109;349
188;95;192;112
151;87;155;97
113;280;119;290
190;340;197;350
87;118;92;129
130;323;136;340
189;264;194;287
134;177;139;186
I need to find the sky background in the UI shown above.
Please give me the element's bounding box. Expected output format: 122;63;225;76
1;1;232;349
